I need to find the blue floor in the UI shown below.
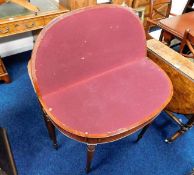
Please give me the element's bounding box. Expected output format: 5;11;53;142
0;51;194;175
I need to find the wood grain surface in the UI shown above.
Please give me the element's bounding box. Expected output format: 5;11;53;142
147;39;194;114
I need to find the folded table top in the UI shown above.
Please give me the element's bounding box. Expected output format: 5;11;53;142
31;5;172;140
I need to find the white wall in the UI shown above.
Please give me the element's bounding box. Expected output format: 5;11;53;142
0;0;189;57
97;0;111;3
171;0;188;15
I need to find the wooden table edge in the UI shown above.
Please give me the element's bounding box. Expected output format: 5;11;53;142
147;39;194;82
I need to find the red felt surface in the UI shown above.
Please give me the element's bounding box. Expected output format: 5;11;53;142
34;6;146;95
43;59;171;134
32;6;172;136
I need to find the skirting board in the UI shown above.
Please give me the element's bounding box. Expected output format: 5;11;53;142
0;32;34;58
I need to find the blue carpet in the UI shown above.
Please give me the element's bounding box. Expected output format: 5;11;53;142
0;51;194;175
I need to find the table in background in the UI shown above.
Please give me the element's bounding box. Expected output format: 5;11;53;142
0;0;69;83
183;0;194;13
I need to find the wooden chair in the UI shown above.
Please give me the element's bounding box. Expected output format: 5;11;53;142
132;0;150;27
145;0;172;40
179;29;194;59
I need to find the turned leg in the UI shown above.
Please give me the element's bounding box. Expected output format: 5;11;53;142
86;144;96;173
43;111;58;149
0;58;11;83
165;114;194;143
136;123;152;142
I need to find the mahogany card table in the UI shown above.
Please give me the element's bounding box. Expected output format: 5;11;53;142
29;5;173;173
158;11;194;45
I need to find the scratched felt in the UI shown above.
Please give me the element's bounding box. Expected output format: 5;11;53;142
42;59;171;134
35;7;146;95
33;6;171;135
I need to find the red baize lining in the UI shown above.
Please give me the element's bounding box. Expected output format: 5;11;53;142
31;6;172;136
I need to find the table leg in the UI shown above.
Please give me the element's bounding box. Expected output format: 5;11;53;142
165;127;187;143
0;58;11;83
161;31;174;46
136;123;152;142
159;29;164;41
42;110;58;150
165;114;194;143
32;29;42;43
86;144;96;173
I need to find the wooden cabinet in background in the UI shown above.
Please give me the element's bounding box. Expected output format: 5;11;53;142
59;0;134;10
0;128;17;175
0;58;10;83
112;0;133;6
59;0;97;10
0;0;69;83
112;0;124;5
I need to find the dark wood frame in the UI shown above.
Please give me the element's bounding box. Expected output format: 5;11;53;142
0;57;10;83
164;111;194;143
145;0;172;40
40;108;156;173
